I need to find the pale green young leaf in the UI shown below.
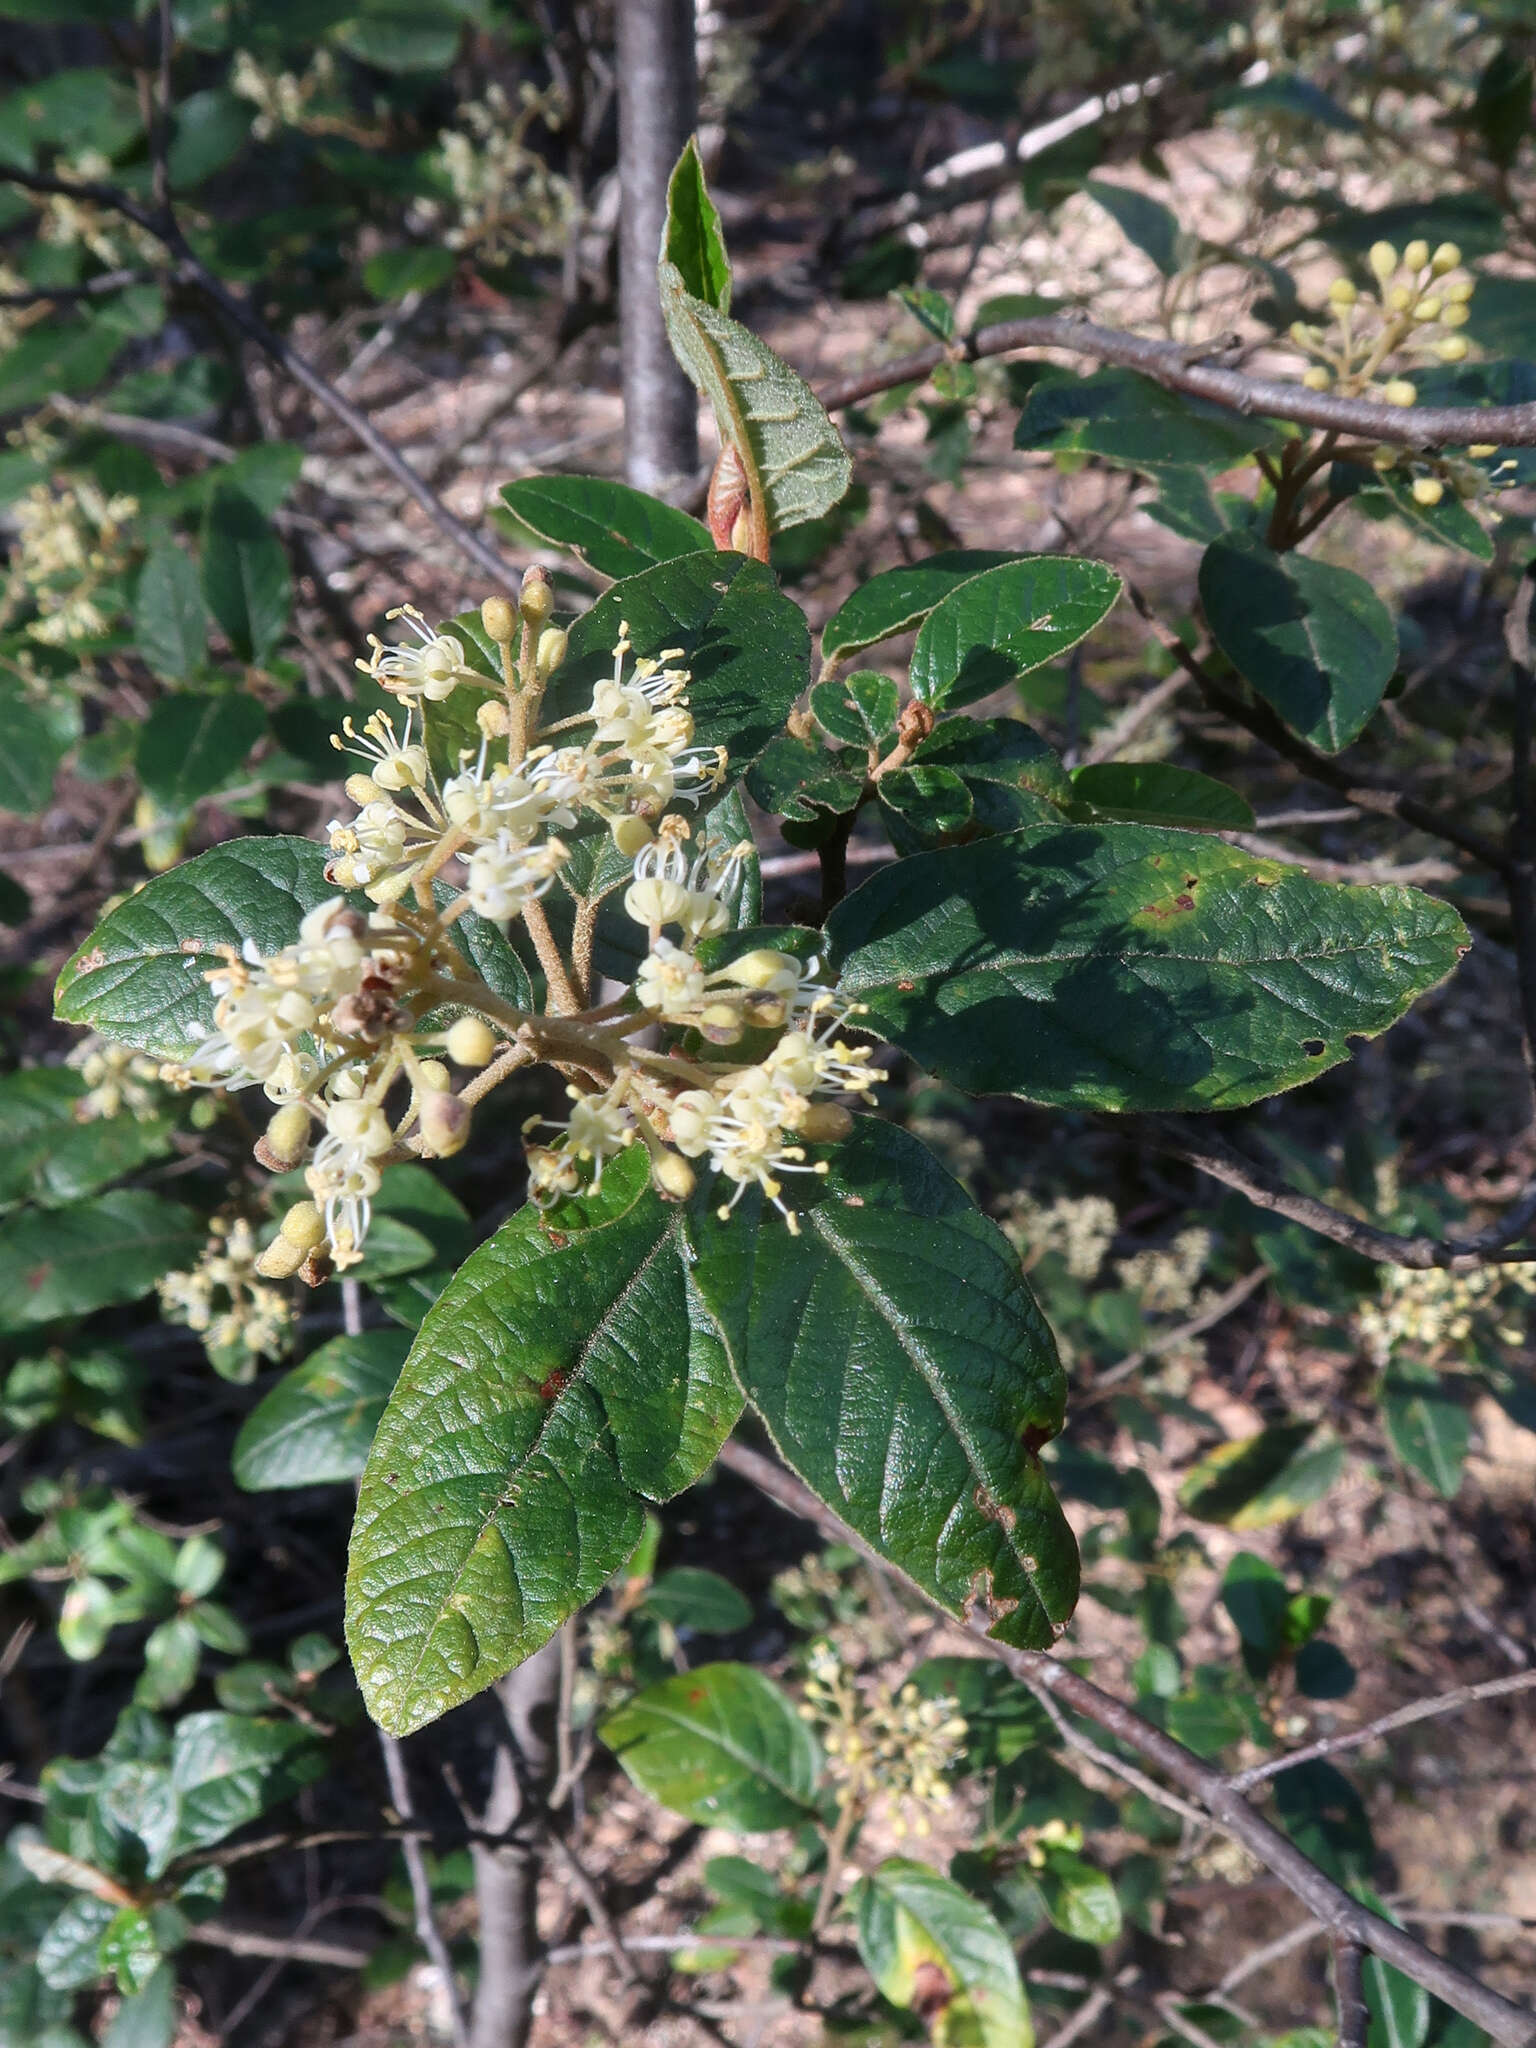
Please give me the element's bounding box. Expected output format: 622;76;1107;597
663;135;732;312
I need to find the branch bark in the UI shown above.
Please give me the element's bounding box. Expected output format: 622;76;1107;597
469;1636;562;2048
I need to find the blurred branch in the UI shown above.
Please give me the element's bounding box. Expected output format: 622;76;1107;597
380;1731;471;2048
1334;1938;1370;2048
1227;1668;1536;1792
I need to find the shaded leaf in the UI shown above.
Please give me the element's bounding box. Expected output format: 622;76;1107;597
0;1192;200;1334
664;136;732;311
601;1662;820;1830
135;693;267;813
1071;761;1254;832
133;541;207;681
1382;1367;1469;1498
1084;178;1184;275
821;552;1025;673
1016;368;1278;470
500;475;710;580
910;557;1122;710
234;1329;411;1490
201;486;291;663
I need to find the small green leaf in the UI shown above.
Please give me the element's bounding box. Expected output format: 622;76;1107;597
810;671;900;751
687;1119;1078;1650
36;1895;119;1990
500;475;710;580
1071;761;1255;832
664;137;732;312
1016;367;1279;470
133;541;208;680
909;557;1122;709
879;763;973;839
1084;178;1184;274
135;692;267;812
1034;1846;1122;1945
99;1907;161;1996
0;1192;200;1334
201;485;291;663
853;1857;1031;2048
362;245;456;300
135;1616;201;1711
746;731;864;823
234;1329;410;1490
601;1663;821;1830
1200;532;1398;752
1382;1366;1469;1498
641;1568;753;1634
1179;1424;1335;1527
169;1712;324;1859
829;826;1468;1111
0;680;78;817
103;1958;177;2048
821;552;1025;673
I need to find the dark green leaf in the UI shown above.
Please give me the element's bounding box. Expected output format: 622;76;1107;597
217;444;306;518
133;542;208;681
201;486;291;663
853;1857;1029;2048
878;764;973;839
500;476;710;580
0;322;121;412
0;1192;200;1334
36;1896;118;1990
829;825;1467;1111
601;1662;820;1830
810;671;900;751
1016;368;1279;470
363;246;456;300
1200;533;1397;752
99;1908;160;1996
134;1617;201;1711
330;0;469;70
347;1148;742;1734
664;137;732;312
1071;761;1255;832
0;681;78;817
234;1329;411;1490
167;87;250;188
1368;473;1493;563
1473;44;1533;171
1320;193;1504;263
1084;178;1184;274
135;693;267;812
746;732;864;822
907;1658;1050;1769
820;552;1025;672
686;1119;1078;1650
641;1568;752;1634
1382;1367;1469;1498
103;1960;176;2048
169;1712;324;1858
909;556;1122;709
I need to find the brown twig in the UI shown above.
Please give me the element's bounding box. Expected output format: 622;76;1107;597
1227;1669;1536;1792
380;1732;471;2047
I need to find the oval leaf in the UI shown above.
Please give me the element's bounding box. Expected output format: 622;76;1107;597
600;1662;820;1831
686;1119;1078;1650
1070;761;1255;832
499;475;710;580
853;1857;1032;2048
0;1192;200;1335
135;692;267;813
828;825;1468;1112
134;540;208;681
663;136;732;312
910;556;1122;709
234;1329;411;1490
820;551;1026;674
201;484;291;663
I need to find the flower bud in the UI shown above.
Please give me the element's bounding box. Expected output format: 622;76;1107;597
1382;378;1417;406
1440;302;1469;327
651;1151;696;1201
718;948;800;990
518;567;554;627
696;1001;745;1043
1430;242;1460;275
1387;284;1412;311
1301;366;1331;391
1327;276;1357;307
446;1015;497;1067
345;772;381;806
415;1059;452;1092
796;1102;854;1143
610;813;654;858
1403;238;1429;272
280;1200;327;1252
742;994;788;1029
536;626;568;677
481;594;517;644
260;1103;312;1170
1444;278;1474;303
1369;240;1398;282
477;698;511;738
255;1233;306;1280
418;1089;471;1157
1411;476;1444;506
1437;336;1469;363
1469;443;1497;458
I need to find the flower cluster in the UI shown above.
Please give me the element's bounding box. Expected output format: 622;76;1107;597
157;577;877;1275
230;48;343;141
1358;1261;1536;1370
1004;1191;1119;1282
2;477;138;645
799;1639;967;1837
158;1216;293;1382
416;82;575;265
66;1034;167;1124
29;151;160;269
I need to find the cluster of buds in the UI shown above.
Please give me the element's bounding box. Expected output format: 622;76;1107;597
158;1216;293;1382
419;82;575;265
66;1034;167;1124
2;477;138;645
1357;1260;1536;1369
229;48;345;142
799;1639;967;1838
155;573;879;1274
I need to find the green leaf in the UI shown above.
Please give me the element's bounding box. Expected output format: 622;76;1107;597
1473;43;1533;171
0;680;77;817
600;1662;820;1830
893;718;1070;846
99;1908;160;1997
133;541;208;681
1382;1367;1469;1498
1016;368;1279;470
499;476;710;580
820;552;1025;673
36;1896;118;1990
201;485;291;663
168;1712;324;1859
1035;1846;1122;1945
167;86;250;189
687;1119;1077;1650
0;1072;174;1213
664;137;732;312
330;0;470;71
1084;178;1184;275
234;1328;410;1490
828;825;1468;1111
909;557;1122;709
746;731;864;823
135;693;267;812
1071;762;1255;832
1179;1423;1333;1526
641;1568;753;1634
810;671;900;751
659;259;851;547
1357;1888;1431;2048
1364;471;1494;563
879;764;973;840
362;245;456;300
346;1148;742;1735
0;1192;200;1334
1200;532;1397;752
135;1617;201;1711
853;1857;1032;2048
103;1960;176;2048
0;322;121;413
218;444;306;518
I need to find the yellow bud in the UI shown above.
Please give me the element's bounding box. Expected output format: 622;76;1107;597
477;699;511;738
1387;284;1413;311
1289;319;1312;346
418;1089;471;1157
1301;366;1332;391
1444;278;1474;303
1327;276;1357;307
651;1152;696;1201
535;625;568;677
610;813;654;858
1368;240;1398;282
1437;336;1469;363
718;948;799;990
262;1103;312;1169
279;1201;327;1252
446;1015;497;1067
518;567;554;627
415;1058;451;1092
481;594;517;644
255;1234;306;1280
1440;302;1469;328
344;772;381;806
1430;241;1461;275
1381;378;1417;407
1469;443;1497;458
1412;296;1442;322
697;1001;745;1042
1403;238;1429;272
1410;476;1444;506
794;1102;854;1144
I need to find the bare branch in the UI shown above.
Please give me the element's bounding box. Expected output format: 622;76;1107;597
1334;1937;1370;2048
1228;1669;1536;1792
380;1731;471;2048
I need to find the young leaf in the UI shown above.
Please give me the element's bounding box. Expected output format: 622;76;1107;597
600;1662;820;1830
641;1567;753;1634
346;1149;742;1736
234;1329;411;1491
168;1712;324;1859
1071;761;1256;832
820;551;1025;673
852;1858;1031;2048
1200;532;1398;752
500;475;710;580
810;671;900;751
686;1119;1078;1650
828;825;1468;1111
658;259;851;549
135;692;268;813
201;484;291;663
1034;1845;1122;1944
103;1958;177;2048
0;1192;200;1334
909;556;1122;709
663;135;732;312
133;540;208;680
